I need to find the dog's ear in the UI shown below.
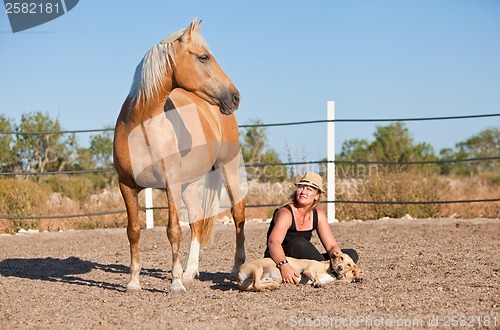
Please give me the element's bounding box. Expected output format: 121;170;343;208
351;264;358;275
351;264;362;282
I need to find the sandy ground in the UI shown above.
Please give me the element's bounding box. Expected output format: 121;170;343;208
0;218;499;329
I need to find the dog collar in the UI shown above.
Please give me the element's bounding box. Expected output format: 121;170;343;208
329;259;341;279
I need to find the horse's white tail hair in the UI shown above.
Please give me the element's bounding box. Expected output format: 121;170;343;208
199;169;223;245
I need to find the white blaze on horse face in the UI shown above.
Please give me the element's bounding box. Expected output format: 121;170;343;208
127;101;247;223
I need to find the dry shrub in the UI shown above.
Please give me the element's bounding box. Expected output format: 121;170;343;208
72;216;127;230
336;165;448;220
0;178;49;233
442;171;500;218
244;179;295;220
1;168;495;233
42;175;94;202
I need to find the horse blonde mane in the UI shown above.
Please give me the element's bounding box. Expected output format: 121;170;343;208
128;28;186;105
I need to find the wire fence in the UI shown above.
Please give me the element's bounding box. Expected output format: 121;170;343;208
2;156;499;177
2;113;498;135
0;112;499;220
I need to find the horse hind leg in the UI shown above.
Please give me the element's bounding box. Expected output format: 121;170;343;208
119;182;142;292
181;182;203;281
183;221;202;281
166;182;187;294
220;163;246;273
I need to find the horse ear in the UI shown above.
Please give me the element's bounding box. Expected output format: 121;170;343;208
180;17;198;43
195;20;202;32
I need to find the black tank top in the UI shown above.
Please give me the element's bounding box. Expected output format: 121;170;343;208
263;204;319;257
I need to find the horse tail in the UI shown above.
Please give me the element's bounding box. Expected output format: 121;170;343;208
199;169;222;245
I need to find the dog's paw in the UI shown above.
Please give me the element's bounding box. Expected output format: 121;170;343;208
312;282;323;288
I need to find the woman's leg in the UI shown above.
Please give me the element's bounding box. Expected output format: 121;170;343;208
283;237;324;261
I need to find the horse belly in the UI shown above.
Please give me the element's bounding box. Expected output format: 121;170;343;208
165;102;221;182
127;113;181;189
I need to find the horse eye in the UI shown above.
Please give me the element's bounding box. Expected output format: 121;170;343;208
198;54;210;63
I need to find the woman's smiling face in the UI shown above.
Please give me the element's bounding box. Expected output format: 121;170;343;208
296;184;320;205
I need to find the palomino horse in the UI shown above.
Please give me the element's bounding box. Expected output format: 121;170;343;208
113;18;246;293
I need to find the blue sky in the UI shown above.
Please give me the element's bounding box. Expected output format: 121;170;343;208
1;1;499;162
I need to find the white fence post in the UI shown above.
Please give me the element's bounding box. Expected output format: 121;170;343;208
327;101;337;223
145;188;154;229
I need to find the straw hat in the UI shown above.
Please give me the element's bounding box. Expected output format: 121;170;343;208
295;172;324;193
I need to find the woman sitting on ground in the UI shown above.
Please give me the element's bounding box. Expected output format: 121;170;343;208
264;172;364;284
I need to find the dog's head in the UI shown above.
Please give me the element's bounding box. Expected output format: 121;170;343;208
330;251;360;281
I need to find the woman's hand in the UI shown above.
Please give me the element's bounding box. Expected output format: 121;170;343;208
279;263;301;284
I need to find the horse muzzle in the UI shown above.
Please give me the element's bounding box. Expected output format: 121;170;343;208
218;92;240;115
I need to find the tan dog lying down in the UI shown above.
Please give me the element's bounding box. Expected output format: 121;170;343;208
237;251;361;291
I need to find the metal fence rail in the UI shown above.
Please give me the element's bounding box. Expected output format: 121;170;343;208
0;112;498;220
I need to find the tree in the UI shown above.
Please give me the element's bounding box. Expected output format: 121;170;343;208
240;119;286;182
441;127;500;175
337;122;438;176
89;128;114;169
240;119;266;165
0;115;16;172
338;139;370;162
370;122;436;163
13;112;78;172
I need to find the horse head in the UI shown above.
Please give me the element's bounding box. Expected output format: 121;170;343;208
165;18;240;115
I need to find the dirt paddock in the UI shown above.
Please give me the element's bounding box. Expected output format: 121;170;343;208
1;218;498;329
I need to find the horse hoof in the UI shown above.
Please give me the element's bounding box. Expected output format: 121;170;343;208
126;283;142;292
170;284;187;294
230;264;242;274
182;270;199;282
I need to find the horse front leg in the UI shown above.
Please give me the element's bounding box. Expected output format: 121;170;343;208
119;182;142;292
231;199;246;273
166;183;186;294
